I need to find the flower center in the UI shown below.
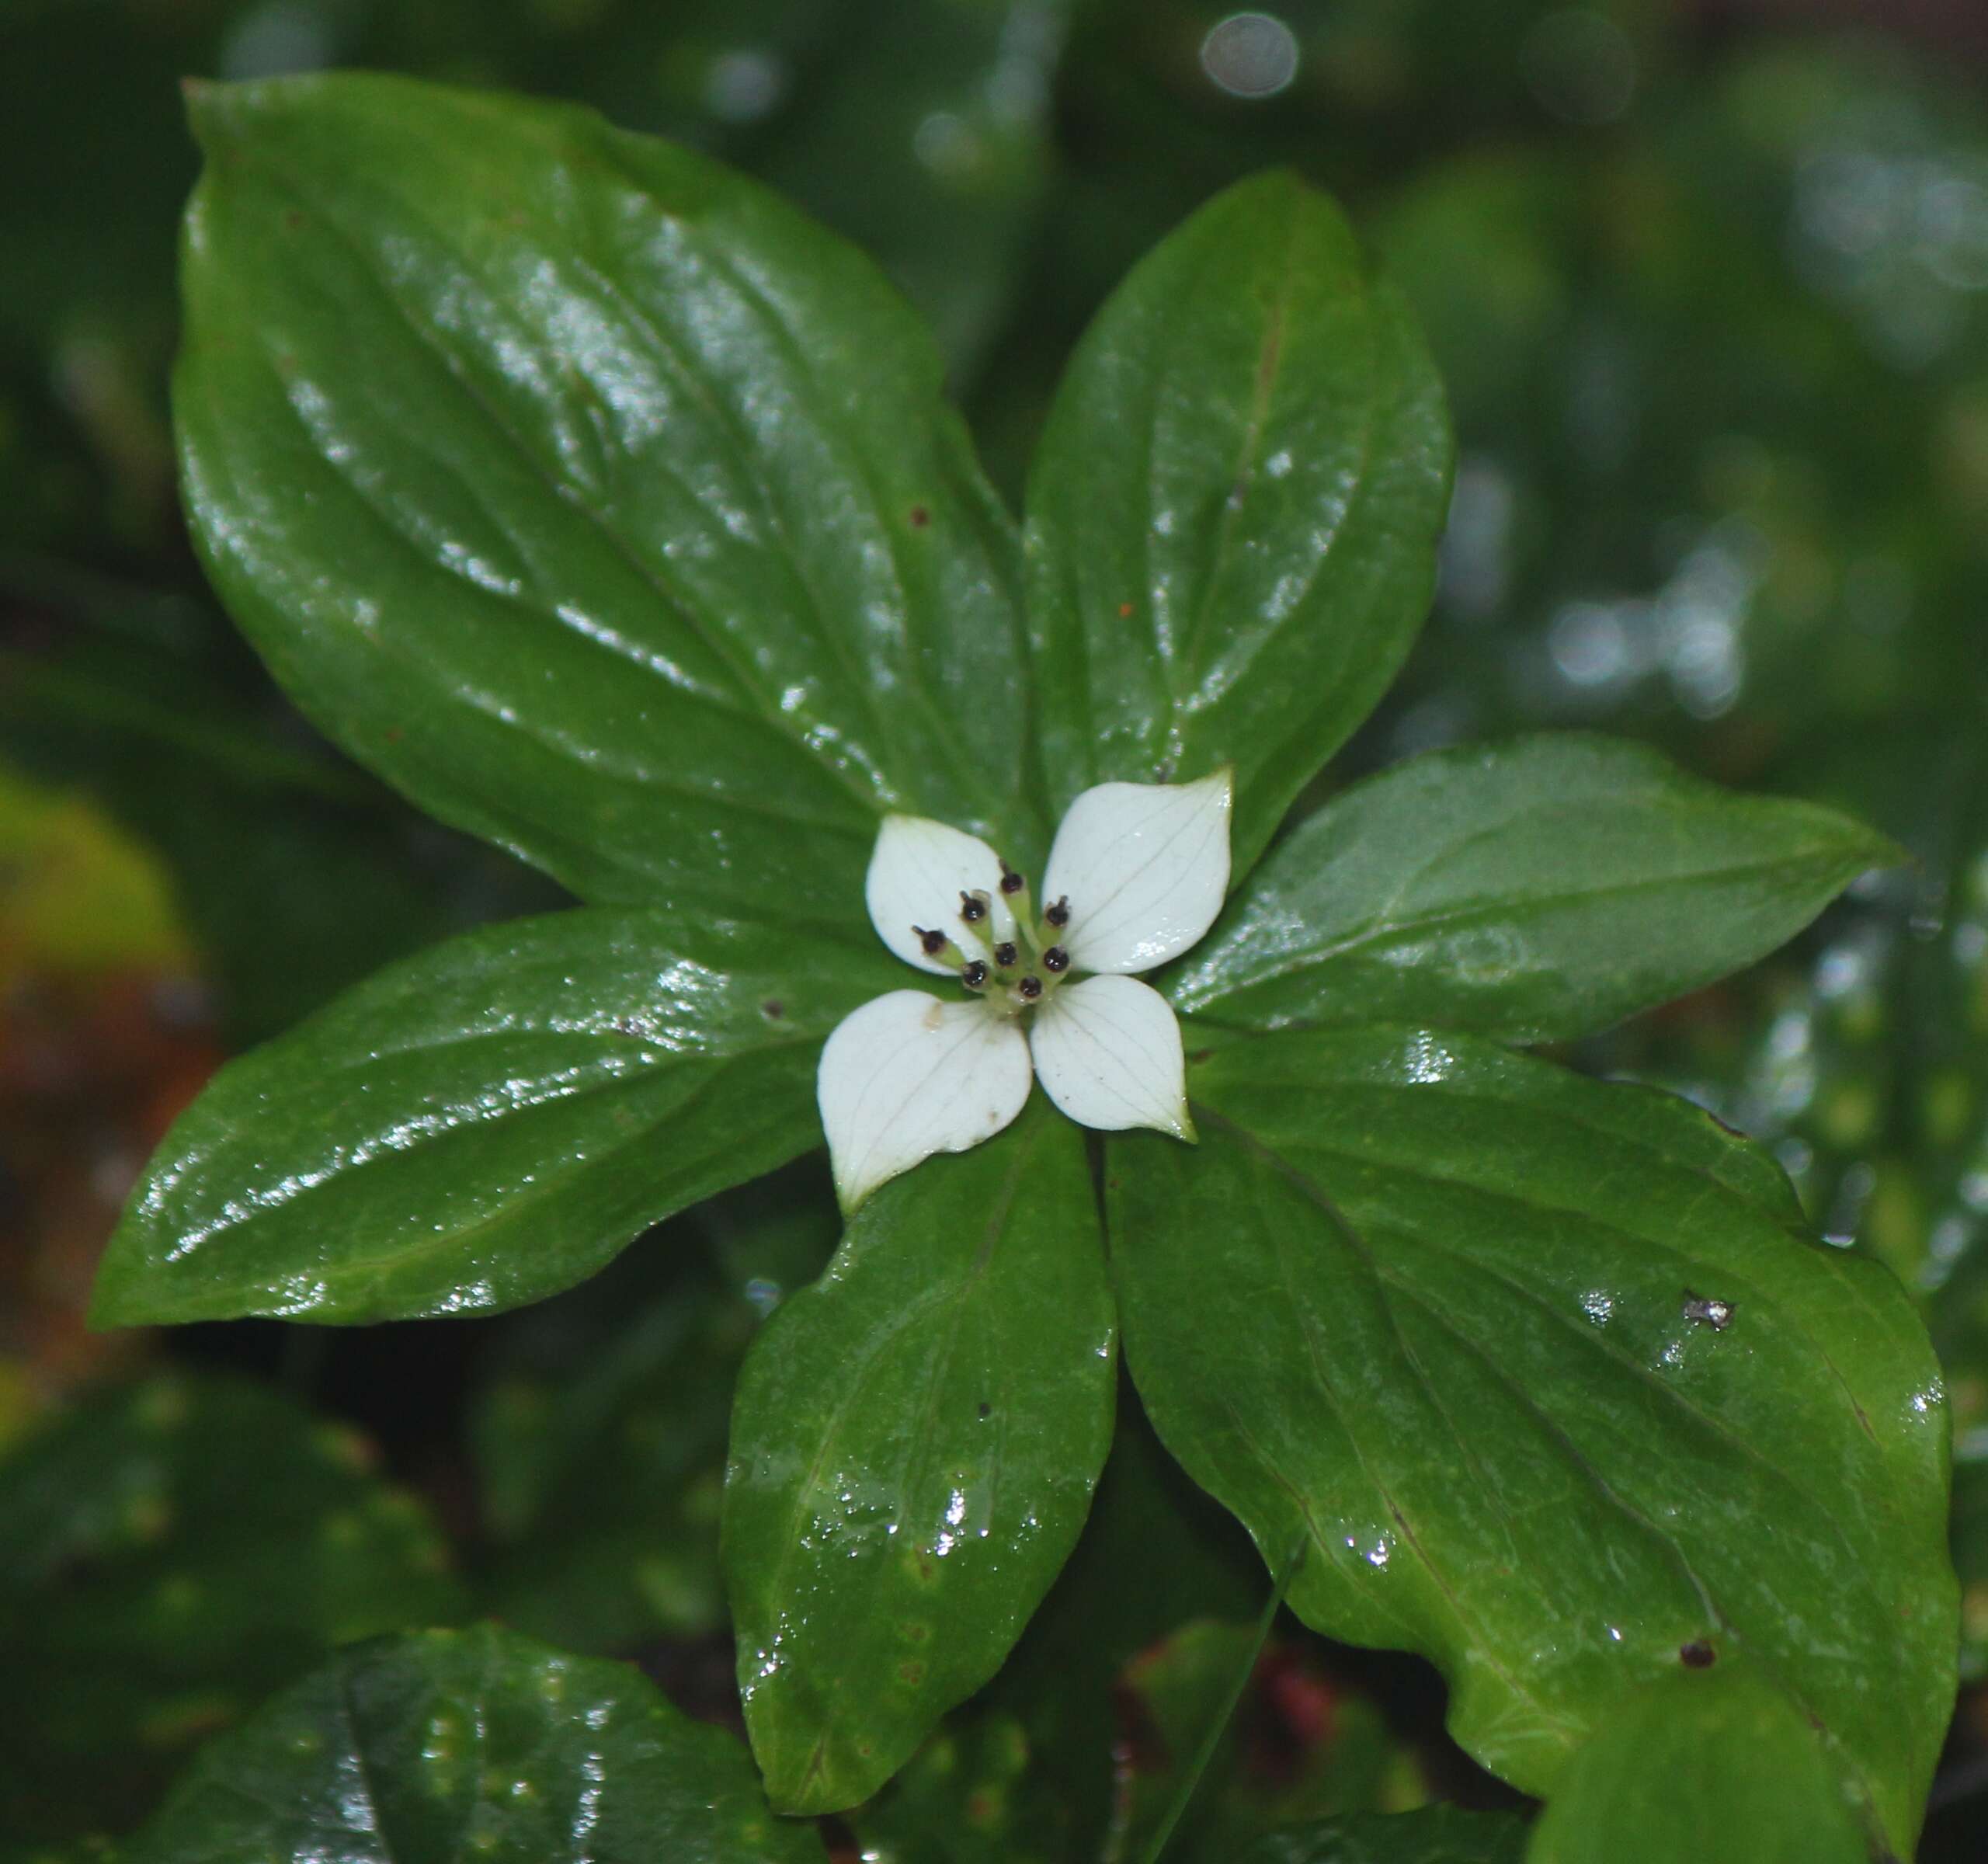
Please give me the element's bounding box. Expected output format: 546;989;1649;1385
915;861;1076;1017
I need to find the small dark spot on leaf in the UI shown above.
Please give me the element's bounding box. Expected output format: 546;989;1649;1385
283;208;304;231
761;999;784;1020
909;505;930;528
1680;1640;1716;1668
902;1621;930;1643
1118;600;1135;617
1681;1290;1734;1331
1187;1048;1212;1066
383;727;405;745
977;1402;991;1419
898;1661;926;1686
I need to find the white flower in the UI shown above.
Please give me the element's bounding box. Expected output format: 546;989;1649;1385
818;770;1233;1211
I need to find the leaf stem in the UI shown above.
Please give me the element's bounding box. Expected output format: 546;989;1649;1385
1137;1532;1308;1864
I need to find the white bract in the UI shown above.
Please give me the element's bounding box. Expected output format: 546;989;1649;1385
818;770;1233;1211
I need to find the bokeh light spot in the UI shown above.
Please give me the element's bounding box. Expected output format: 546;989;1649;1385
1201;13;1300;101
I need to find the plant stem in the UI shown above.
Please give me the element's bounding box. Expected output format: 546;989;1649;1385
1137;1532;1309;1864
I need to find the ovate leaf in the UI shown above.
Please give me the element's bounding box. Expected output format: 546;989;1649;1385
0;1373;461;1845
725;1100;1115;1813
1525;1664;1865;1864
176;72;1034;920
1025;171;1451;876
123;1624;818;1864
92;907;891;1325
1169;736;1896;1043
1111;1026;1952;1857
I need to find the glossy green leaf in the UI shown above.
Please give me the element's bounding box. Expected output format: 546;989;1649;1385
1525;1664;1865;1864
725;1100;1115;1814
1244;1807;1529;1864
122;1623;820;1864
92;907;891;1326
1024;170;1452;876
1110;1024;1953;1856
1167;735;1896;1044
0;1372;461;1845
175;71;1034;921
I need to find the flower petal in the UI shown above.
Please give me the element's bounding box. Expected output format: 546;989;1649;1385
1041;770;1232;974
818;990;1034;1211
865;815;1017;974
1029;975;1193;1139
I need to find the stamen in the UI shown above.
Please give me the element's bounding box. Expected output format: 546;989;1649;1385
959;890;989;925
1044;896;1070;928
961;959;990;989
999;867;1025;896
1017;975;1043;1001
1042;945;1069;974
992;942;1018;969
914;925;948;958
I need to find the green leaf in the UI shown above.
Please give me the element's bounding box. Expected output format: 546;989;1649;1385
1525;1664;1865;1864
122;1623;820;1864
1243;1807;1529;1864
1167;736;1897;1044
175;71;1034;920
725;1100;1115;1813
1110;1025;1954;1857
92;907;891;1326
1024;170;1452;876
0;1372;461;1845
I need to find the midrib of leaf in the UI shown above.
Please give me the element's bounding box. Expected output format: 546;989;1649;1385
1175;225;1382;725
167;1052;811;1309
1174;848;1861;1016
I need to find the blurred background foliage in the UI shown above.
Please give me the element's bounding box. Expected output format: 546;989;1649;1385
4;0;1988;1855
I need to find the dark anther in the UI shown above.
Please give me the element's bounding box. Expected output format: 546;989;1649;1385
959;890;989;923
1017;975;1043;1001
915;925;947;957
999;868;1025;895
992;942;1017;969
961;960;989;989
1042;945;1069;974
1679;1640;1716;1669
1044;896;1071;928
